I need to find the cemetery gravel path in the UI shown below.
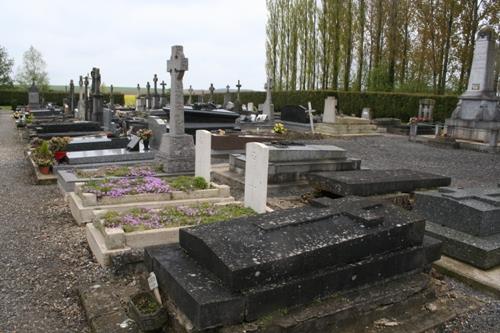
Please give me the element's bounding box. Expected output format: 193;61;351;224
0;111;130;333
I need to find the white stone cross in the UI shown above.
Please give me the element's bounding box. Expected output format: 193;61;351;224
306;102;316;134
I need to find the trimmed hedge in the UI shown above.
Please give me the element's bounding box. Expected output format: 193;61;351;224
212;90;458;122
0;89;125;109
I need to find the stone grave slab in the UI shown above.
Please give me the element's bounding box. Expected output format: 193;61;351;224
415;187;500;237
307;169;451;197
180;201;425;291
66;147;154;165
146;197;442;330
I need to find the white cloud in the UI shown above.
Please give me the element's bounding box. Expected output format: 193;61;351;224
2;0;268;90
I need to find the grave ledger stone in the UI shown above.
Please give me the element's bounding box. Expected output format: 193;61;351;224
446;26;500;145
156;45;195;173
416;187;500;269
145;197;442;330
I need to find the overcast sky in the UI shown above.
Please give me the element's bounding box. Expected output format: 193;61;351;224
2;0;268;90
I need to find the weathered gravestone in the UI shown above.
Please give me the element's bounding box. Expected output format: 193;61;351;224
152;74;160;109
322;96;337;123
446;26;500;145
28;80;41;109
156;45;195;173
244;142;269;213
77;76;86;120
90;68;104;125
145;197;442;330
147;116;167;150
307;169;451;197
262;77;274;121
415;187;500;269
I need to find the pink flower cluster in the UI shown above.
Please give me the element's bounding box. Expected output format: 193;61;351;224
85;176;172;198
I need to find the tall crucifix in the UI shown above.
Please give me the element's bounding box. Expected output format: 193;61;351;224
167;45;189;135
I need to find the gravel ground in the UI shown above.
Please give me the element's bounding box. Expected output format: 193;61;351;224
0;111;132;332
0;111;498;332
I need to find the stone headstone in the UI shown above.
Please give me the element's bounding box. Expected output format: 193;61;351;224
223;85;232;108
209;83;215;103
103;108;112;131
262;78;274;121
84;76;90;120
244;142;269;213
323;96;337;123
188;85;193;105
147;116;167;150
69;79;75;115
361;107;372;120
90;68;104;124
195;130;212;183
160;80;168;107
418;99;434;122
157;45;195;173
28;80;40;109
77;76;86;120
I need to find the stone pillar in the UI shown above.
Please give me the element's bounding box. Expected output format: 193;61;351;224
84;76;90;120
152;74;160;109
91;68;104;124
160;80;167;107
322;97;337;123
157;45;195;173
262;78;274;121
244;142;269;214
109;84;114;110
195;130;212;183
69;79;75;116
209;83;215;103
77;76;86;120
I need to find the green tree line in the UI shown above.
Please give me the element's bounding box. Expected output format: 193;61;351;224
266;0;499;94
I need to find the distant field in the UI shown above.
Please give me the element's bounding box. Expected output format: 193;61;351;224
124;95;136;106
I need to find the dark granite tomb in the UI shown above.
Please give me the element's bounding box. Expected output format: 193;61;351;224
145;197;442;330
307;169;451;196
280;105;310;123
415;187;500;269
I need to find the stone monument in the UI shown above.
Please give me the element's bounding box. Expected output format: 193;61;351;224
77;76;86;120
209;83;215;103
146;81;151;110
418;99;434;122
234;79;243;112
90;68;104;124
84;76;90;120
156;45;195;173
262;77;274;121
28;80;40;109
152;74;160;109
160;80;167;107
109;84;114;110
187;85;193;105
446;26;500;146
69;79;75;116
223;85;232;108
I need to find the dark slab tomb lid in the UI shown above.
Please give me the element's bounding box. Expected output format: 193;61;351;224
307;169;451;196
179;197;425;291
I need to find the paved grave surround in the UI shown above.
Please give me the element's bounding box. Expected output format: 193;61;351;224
307;169;451;197
229;143;361;184
415;187;500;269
66;146;154;165
145;197;442;330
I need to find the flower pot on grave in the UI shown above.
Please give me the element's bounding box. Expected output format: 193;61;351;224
128;292;167;332
143;139;150;151
54;151;67;162
39;166;51;175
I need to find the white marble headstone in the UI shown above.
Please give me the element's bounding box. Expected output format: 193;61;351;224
322;97;337;123
195;130;212;183
244;142;269;214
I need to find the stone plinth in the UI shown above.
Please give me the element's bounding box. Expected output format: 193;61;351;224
145;197;441;330
416;187;500;269
156;134;195;173
316;116;379;136
307;169;451;197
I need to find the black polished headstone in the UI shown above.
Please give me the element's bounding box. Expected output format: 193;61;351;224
280;104;309;123
307;169;451;197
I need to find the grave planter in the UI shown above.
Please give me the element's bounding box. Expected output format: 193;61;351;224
143;139;150;151
39;166;51;175
54;151;67;162
128;292;167;332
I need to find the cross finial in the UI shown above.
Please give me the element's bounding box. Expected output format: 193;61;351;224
226;85;230;93
167;45;188;80
236;80;242;90
153;74;158;83
79;76;83;86
209;83;215;93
